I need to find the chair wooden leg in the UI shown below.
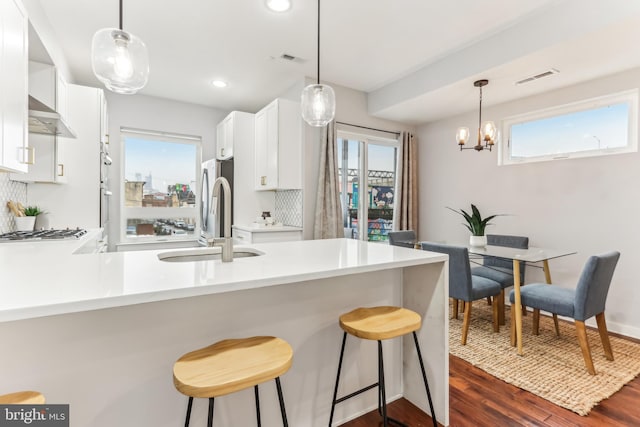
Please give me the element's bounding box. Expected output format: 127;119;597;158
461;301;472;345
492;296;500;333
498;289;506;326
532;309;540;335
553;314;560;336
522;303;527;316
575;320;596;375
486;296;492;306
510;305;516;347
596;312;614;361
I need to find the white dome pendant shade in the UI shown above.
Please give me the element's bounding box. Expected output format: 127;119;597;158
91;0;149;95
301;83;335;127
301;0;335;127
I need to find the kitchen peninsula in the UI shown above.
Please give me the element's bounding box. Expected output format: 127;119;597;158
0;237;449;426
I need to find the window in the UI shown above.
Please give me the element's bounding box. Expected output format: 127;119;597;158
500;90;638;165
337;129;402;242
121;128;201;241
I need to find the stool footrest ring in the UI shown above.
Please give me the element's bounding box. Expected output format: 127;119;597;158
334;382;379;405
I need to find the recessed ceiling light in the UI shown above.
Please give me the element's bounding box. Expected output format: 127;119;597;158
211;80;227;88
265;0;291;12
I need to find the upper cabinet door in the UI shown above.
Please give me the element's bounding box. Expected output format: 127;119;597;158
216;113;233;160
0;0;29;173
254;98;301;191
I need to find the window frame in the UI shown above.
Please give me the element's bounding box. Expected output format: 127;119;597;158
336;128;402;242
499;89;639;165
120;127;202;243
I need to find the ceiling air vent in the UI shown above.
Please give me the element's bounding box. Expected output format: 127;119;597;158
273;53;306;64
515;68;559;85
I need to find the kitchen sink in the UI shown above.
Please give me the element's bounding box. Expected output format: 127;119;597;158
157;247;264;262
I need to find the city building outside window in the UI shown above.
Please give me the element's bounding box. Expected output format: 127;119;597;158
121;128;201;241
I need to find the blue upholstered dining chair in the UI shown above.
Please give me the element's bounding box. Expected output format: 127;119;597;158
388;230;417;248
471;234;529;324
509;251;620;375
421;242;502;345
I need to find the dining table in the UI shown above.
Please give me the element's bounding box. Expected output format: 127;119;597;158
465;244;576;355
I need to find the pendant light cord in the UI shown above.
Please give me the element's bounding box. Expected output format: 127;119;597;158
119;0;123;30
477;85;483;145
317;0;320;85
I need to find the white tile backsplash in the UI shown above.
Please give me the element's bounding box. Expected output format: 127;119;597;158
274;190;303;227
0;173;27;233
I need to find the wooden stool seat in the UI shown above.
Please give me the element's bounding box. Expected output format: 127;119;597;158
173;336;293;399
339;306;422;340
0;391;45;404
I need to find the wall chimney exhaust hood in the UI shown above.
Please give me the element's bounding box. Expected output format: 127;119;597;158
28;96;77;138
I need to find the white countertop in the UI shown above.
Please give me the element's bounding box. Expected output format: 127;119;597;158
0;236;446;323
232;224;303;233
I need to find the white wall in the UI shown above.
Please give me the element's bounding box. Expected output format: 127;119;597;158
417;67;640;338
300;79;416;240
105;92;228;249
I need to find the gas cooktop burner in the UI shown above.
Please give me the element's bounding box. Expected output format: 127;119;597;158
0;228;88;241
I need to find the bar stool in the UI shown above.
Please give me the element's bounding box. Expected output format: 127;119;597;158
0;391;45;404
173;336;293;427
329;306;437;427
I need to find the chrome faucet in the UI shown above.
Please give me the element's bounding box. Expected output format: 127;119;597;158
208;176;233;262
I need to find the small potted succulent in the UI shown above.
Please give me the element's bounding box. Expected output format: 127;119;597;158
447;204;500;247
16;205;44;231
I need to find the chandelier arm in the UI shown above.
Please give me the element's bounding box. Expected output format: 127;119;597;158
119;0;123;31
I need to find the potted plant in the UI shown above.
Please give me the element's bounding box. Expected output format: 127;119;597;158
447;204;500;247
15;205;43;231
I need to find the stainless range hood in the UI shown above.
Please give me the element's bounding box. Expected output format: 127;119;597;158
28;96;77;138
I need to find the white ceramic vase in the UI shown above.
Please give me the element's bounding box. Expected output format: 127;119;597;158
15;216;36;232
469;235;487;247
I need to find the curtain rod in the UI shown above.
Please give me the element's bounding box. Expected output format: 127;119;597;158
336;121;401;136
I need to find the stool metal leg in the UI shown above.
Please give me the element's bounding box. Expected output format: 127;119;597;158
184;397;193;427
275;377;288;427
413;331;438;427
328;332;347;426
254;385;261;427
378;340;388;427
207;398;214;427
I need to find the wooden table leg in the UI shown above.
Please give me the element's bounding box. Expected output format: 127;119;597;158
513;260;524;355
543;260;560;336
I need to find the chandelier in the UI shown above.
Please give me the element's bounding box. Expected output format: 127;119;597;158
456;79;496;152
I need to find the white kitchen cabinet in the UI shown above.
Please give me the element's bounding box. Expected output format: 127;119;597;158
216;111;253;160
254;98;301;191
11;62;72;183
232;226;302;244
10;133;67;183
0;0;29;173
27;85;104;230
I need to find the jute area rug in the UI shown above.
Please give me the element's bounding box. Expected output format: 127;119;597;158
449;303;640;415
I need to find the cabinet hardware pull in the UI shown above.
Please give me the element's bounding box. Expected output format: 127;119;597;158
261;176;267;186
58;164;65;177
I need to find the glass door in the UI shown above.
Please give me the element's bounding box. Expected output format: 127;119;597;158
337;131;401;242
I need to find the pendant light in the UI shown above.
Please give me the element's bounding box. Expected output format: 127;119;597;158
457;79;496;152
91;0;149;95
301;0;335;127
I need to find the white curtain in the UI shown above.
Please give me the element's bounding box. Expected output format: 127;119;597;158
313;121;344;239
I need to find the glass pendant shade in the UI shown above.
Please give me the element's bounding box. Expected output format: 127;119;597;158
92;28;149;95
482;121;497;144
456;126;470;146
301;83;336;127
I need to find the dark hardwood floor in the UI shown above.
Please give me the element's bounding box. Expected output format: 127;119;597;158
341;354;640;426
